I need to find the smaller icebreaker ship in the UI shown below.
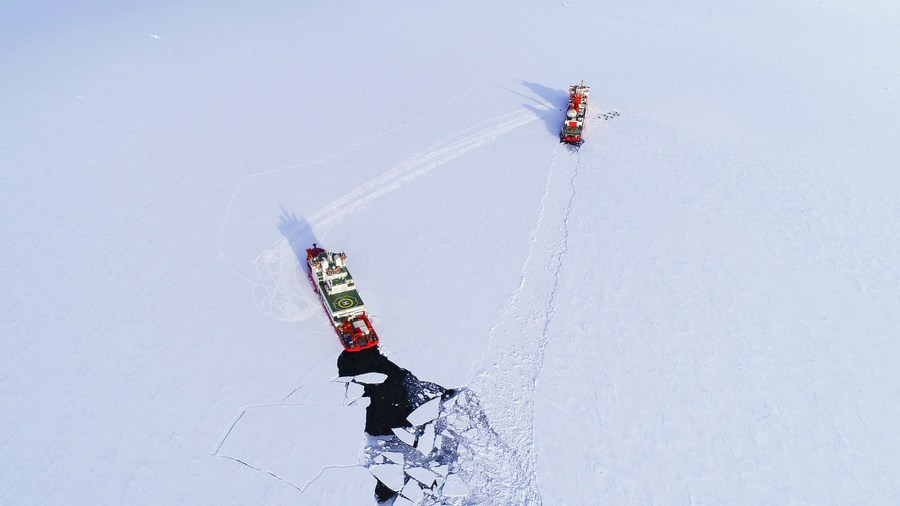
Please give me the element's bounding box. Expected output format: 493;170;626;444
560;81;590;147
306;244;379;352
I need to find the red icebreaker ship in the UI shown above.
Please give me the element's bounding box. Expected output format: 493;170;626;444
560;81;590;146
306;244;379;352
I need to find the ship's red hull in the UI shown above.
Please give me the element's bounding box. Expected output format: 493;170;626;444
560;134;585;145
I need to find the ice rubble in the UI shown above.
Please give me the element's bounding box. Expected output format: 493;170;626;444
359;388;533;504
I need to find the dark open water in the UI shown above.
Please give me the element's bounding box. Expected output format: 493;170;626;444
337;347;454;503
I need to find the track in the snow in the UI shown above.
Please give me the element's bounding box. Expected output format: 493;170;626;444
467;145;582;505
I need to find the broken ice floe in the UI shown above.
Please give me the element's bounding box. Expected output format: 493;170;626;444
362;392;468;503
406;466;437;488
352;372;388;384
407;397;441;425
400;479;426;502
345;381;365;400
382;451;405;465
393;495;415;506
416;423;436;456
442;394;458;410
364;387;535;504
392;427;417;446
369;463;405;491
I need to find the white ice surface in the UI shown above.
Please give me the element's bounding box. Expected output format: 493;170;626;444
281;382;347;405
213;404;365;490
301;466;376;505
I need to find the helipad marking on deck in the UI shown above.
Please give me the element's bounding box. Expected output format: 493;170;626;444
336;296;358;309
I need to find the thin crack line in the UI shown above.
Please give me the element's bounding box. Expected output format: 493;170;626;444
211;409;246;456
217;454;305;494
300;464;364;492
281;382;308;402
210;402;341;455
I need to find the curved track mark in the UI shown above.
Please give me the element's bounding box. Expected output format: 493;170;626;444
253;108;544;321
218;75;501;285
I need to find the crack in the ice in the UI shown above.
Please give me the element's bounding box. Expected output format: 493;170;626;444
210;378;378;502
210;402;327;456
281;382;308;403
217;454;304;494
210;409;246;456
299;463;364;493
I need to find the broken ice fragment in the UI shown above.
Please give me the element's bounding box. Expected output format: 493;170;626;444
393;495;415;506
407;397;441;426
392;427;417;446
352;372;388;384
416;423;436;456
433;434;443;451
443;394;459;409
406;466;436;488
441;474;469;497
382;451;405;465
369;463;404;491
400;479;425;503
430;463;449;477
345;381;365;400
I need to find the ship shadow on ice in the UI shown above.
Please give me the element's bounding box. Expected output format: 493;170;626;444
520;80;570;136
277;209;318;263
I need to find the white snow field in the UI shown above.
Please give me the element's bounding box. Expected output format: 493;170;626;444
2;0;898;504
